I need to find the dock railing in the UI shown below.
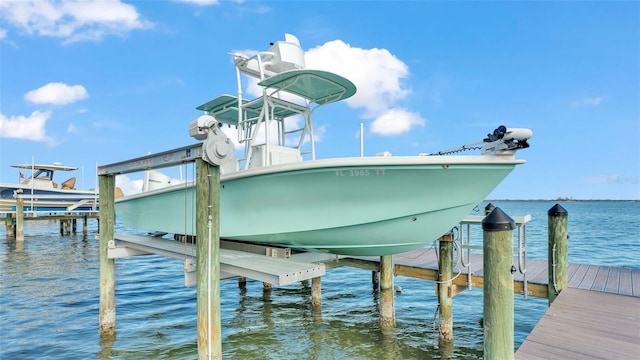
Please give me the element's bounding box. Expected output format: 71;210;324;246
459;214;532;298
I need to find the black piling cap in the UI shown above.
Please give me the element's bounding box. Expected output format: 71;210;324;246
548;203;568;217
484;203;495;215
482;207;515;231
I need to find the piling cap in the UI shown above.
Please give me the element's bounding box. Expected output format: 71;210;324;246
484;203;495;215
482;207;515;231
548;203;568;217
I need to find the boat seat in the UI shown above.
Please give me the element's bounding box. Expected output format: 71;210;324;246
61;177;76;190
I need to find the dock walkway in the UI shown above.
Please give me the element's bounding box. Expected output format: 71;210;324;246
515;287;640;359
340;248;639;298
339;249;639;359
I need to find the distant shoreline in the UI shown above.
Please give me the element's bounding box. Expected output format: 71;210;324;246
487;199;639;202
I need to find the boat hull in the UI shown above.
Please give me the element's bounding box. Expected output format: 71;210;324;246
115;157;521;256
0;186;98;212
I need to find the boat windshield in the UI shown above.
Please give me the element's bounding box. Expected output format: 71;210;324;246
30;169;54;180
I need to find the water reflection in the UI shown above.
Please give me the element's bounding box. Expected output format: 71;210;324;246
97;331;117;359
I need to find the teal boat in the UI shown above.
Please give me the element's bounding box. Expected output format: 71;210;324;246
115;34;531;256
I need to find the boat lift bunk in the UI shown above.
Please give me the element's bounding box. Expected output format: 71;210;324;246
108;232;329;287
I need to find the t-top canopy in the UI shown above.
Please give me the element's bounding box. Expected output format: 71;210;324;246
11;163;77;171
258;69;356;105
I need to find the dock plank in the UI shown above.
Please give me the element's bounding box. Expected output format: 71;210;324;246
619;268;633;296
632;268;640;297
347;248;637;298
567;263;589;288
523;259;549;285
577;265;599;290
591;266;610;292
605;266;620;294
516;288;640;359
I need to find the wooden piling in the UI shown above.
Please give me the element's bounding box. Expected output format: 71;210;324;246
438;232;454;343
372;270;380;290
482;207;515;360
83;215;88;235
312;276;322;308
548;203;568;305
195;159;222;360
98;174;116;335
379;255;395;328
312;276;323;324
16;197;24;241
5;213;15;237
238;277;247;291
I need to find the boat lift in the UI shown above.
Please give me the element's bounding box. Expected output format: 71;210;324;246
98;143;332;287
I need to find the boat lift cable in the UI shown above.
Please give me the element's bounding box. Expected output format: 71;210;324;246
182;164;188;257
182;162;196;258
206;164;214;360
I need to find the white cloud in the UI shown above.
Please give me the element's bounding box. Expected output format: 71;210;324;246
0;0;152;43
0;110;54;143
305;40;411;119
115;172;184;196
115;174;143;196
0;28;6;39
371;108;426;136
230;37;420;137
67;123;78;133
25;82;88;105
572;96;604;107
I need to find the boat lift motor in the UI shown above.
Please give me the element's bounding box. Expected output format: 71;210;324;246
189;114;236;167
424;125;533;157
480;126;532;156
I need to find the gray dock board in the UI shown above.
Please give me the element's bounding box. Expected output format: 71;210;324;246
632;268;640;297
348;248;637;298
577;265;600;290
605;266;620;294
522;259;548;285
619;267;633;296
567;263;589;288
591;266;610;291
516;288;640;359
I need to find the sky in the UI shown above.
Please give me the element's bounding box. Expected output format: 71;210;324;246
0;0;638;200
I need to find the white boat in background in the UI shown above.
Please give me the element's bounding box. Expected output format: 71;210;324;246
115;34;532;256
0;163;99;212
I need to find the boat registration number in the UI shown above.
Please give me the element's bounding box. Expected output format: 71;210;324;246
335;169;385;177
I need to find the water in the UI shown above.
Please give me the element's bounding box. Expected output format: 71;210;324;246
1;201;638;359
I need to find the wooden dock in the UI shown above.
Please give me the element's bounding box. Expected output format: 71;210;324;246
3;210;99;238
515;288;640;359
337;249;640;298
336;248;640;359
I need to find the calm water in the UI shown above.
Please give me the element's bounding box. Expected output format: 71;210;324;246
1;201;638;359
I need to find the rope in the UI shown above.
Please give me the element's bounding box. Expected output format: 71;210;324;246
428;141;485;156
